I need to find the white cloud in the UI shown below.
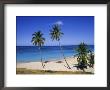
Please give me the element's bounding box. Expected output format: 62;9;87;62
55;21;63;25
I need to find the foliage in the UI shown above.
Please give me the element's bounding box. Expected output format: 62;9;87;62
88;50;94;68
50;24;63;41
31;31;45;68
75;42;89;71
50;24;71;69
31;31;45;47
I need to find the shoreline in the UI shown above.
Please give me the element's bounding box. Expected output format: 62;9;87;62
17;56;94;73
17;56;75;63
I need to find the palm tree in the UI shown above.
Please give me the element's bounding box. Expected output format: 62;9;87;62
50;24;71;69
75;42;89;72
31;31;45;68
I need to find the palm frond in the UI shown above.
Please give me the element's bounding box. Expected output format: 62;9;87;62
50;24;64;41
31;31;45;47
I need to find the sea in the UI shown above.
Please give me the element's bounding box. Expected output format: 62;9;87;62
16;45;94;62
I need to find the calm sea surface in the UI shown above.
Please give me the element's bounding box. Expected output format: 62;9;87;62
16;45;94;62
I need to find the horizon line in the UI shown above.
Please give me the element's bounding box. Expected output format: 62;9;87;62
16;44;94;46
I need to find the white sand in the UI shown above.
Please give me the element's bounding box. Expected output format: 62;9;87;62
17;57;94;73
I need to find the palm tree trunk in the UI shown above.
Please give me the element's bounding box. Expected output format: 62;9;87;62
82;68;85;72
39;47;45;68
59;41;71;69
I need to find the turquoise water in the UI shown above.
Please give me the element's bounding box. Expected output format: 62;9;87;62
16;45;94;62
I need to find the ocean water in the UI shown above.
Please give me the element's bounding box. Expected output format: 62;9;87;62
16;45;94;62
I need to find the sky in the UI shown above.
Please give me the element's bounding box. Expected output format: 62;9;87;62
16;16;94;46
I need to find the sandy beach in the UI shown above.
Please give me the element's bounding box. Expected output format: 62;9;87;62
17;57;94;73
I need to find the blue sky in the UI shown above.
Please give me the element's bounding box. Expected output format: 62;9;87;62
16;16;94;46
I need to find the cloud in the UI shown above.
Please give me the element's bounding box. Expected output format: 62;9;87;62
55;21;63;25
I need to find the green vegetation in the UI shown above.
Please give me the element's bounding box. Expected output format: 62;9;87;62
88;50;94;68
31;31;45;68
16;68;93;74
75;42;94;72
50;24;71;69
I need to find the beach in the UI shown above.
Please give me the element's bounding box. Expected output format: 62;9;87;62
17;56;94;73
16;16;94;74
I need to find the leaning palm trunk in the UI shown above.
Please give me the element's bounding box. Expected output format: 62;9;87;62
39;47;45;68
59;42;71;69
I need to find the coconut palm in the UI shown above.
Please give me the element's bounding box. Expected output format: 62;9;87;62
50;24;71;69
75;42;89;72
31;31;45;68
